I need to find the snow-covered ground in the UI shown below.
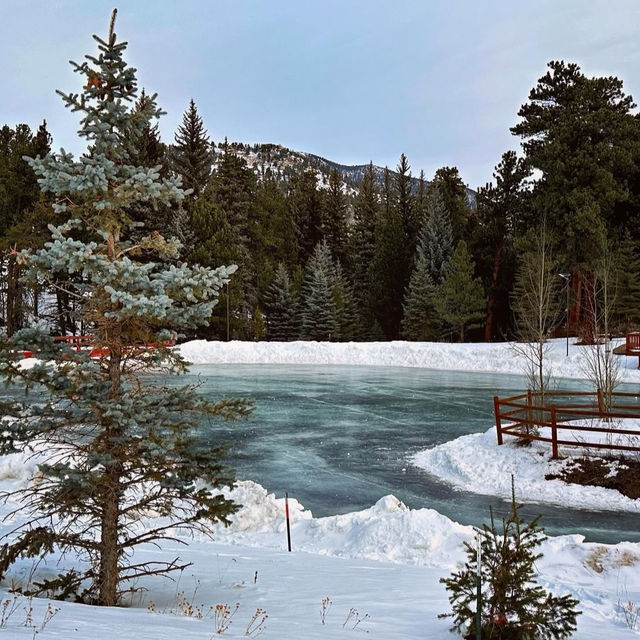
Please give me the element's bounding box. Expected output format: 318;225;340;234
3;339;640;638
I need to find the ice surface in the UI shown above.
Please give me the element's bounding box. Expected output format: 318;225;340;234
176;363;639;543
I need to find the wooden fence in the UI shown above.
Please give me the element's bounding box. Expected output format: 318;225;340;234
493;390;640;459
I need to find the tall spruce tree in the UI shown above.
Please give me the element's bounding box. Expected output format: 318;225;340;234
474;151;530;341
428;166;470;243
423;190;454;284
369;201;407;339
209;141;258;338
401;234;440;341
263;262;299;340
436;240;485;341
290;170;324;263
332;262;359;341
395;153;418;246
612;233;640;331
0;122;52;333
172;98;214;198
322;167;348;265
349;162;379;338
300;240;338;340
0;11;250;606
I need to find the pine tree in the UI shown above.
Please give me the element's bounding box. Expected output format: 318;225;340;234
0;11;250;606
172;98;214;198
440;482;580;639
332;262;359;341
290;170;324;263
395;153;418;245
401;254;439;341
209;140;258;338
428;166;470;243
611;232;640;332
300;240;338;340
124;90;176;241
423;190;454;284
474;151;530;341
369;202;407;339
436;241;485;341
263;262;299;340
251;178;298;306
349;162;379;338
0;121;52;333
322;167;348;264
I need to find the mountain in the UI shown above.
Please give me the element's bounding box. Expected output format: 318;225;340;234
214;141;476;205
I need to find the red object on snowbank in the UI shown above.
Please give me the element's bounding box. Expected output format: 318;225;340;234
18;335;176;359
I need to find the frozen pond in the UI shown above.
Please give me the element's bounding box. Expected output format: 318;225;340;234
183;364;640;544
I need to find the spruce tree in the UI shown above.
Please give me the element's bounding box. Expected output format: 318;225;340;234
322;167;348;264
209;140;258;338
290;170;324;263
369;202;407;339
436;240;485;341
474;151;529;341
440;483;580;639
401;255;439;342
332;262;359;341
0;11;250;606
428;166;470;243
423;190;454;284
264;262;299;341
0;122;52;333
300;240;338;340
611;232;640;332
395;153;418;245
172;98;214;198
349;162;379;338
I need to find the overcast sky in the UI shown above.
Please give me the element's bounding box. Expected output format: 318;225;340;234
2;0;640;189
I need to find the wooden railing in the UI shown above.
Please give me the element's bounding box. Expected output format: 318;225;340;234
626;332;640;354
494;390;640;459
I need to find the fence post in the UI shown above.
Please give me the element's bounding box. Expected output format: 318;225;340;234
526;389;533;432
493;396;503;445
596;389;604;416
550;406;559;459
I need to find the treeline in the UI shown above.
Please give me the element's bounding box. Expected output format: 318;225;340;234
1;60;640;342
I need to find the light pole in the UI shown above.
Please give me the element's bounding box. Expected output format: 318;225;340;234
558;273;570;357
225;282;230;342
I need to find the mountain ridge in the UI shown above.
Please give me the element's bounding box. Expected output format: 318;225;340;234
214;140;476;204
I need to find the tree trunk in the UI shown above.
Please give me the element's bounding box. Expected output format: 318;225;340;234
6;256;22;337
98;464;121;606
56;288;66;335
98;311;123;606
484;246;503;342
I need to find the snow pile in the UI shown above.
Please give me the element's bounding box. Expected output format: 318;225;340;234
212;484;472;568
178;337;640;383
411;428;640;513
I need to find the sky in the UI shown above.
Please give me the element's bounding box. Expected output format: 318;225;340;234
2;0;640;189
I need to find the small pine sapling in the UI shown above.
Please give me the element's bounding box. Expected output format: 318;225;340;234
440;480;580;639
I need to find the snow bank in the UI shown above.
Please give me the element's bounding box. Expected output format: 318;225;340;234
178;337;640;383
211;482;472;568
412;427;640;513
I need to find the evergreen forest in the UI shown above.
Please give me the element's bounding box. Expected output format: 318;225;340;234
2;59;640;344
